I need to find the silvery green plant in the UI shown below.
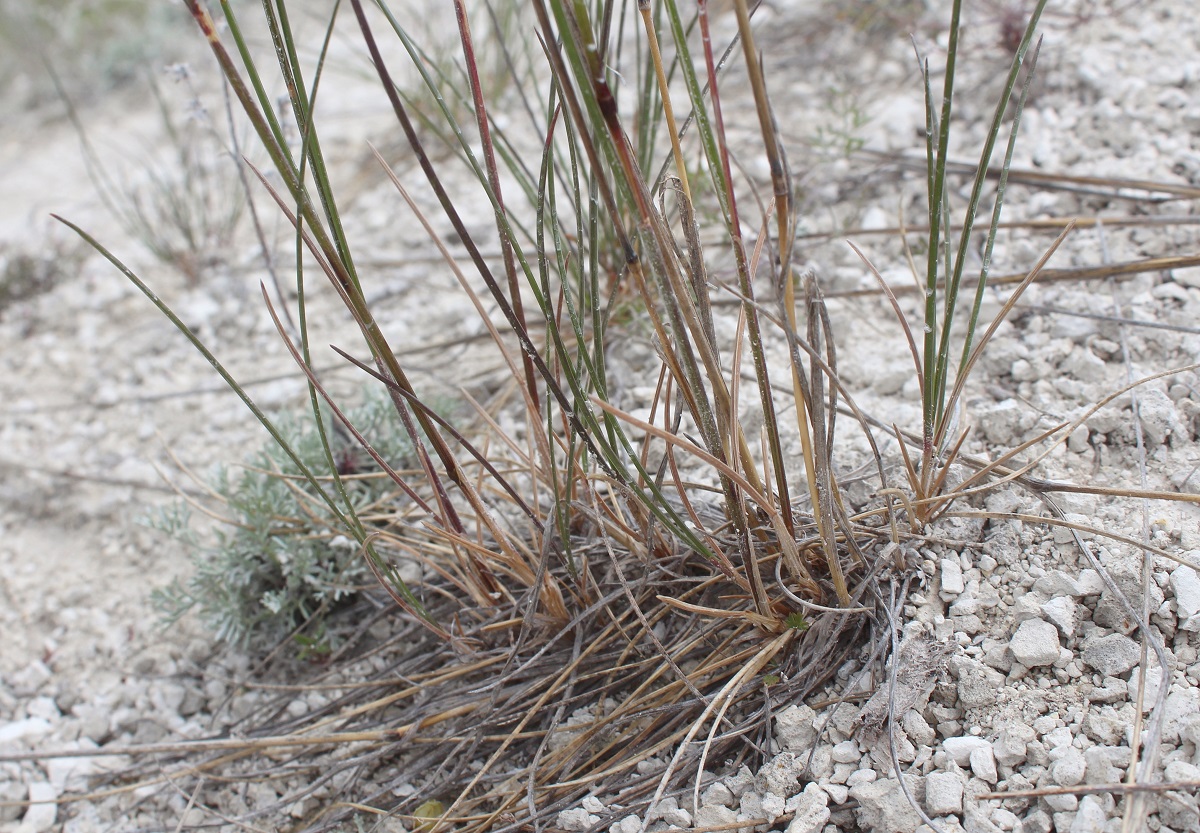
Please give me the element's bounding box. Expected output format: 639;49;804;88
150;393;412;650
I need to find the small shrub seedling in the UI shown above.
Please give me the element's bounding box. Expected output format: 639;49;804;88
149;392;414;651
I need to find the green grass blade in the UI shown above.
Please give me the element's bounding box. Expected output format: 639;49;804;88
932;0;1048;437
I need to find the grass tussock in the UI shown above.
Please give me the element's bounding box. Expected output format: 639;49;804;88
42;0;1200;830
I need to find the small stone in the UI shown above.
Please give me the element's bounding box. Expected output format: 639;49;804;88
1080;633;1140;676
941;559;966;596
1009;619;1061;667
45;747;101;793
1022;808;1053;833
993;723;1035;767
964;805;1004;833
1075;570;1105;596
739;791;765;821
1050;747;1087;787
1069;795;1107;832
943;736;992;766
1171;565;1200;631
1136;388;1184;446
845;768;877;788
982;399;1024;445
1043;726;1074;750
1045;792;1077;813
725;764;754;798
21;781;57;833
1164;759;1200;782
651;797;681;821
1183;713;1200;746
609;815;641;833
701;781;734;808
0;718;52;746
581;796;605;814
952;656;1006;709
820;783;849;804
850;777;926;832
1067;423;1091;453
759;792;785;821
25;697;60;721
0;781;25;823
1011;359;1036;382
983;640;1013;673
803;745;834;781
832;740;861;764
1033;571;1082;598
1082;710;1126;746
1041;597;1079;638
785;784;829;833
992;808;1020;831
1085;676;1128;705
902;710;937;747
1094;574;1164;635
1162;687;1200;743
661;804;692;827
1012;593;1047;623
757;753;799;797
970;745;998;783
556;808;598;831
925;770;965;815
694;805;736;829
775;704;818;752
1130;666;1163;709
1083;747;1120;784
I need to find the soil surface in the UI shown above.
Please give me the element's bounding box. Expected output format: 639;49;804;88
2;2;1200;832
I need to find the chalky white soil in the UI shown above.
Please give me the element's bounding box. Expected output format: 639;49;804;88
3;1;1200;832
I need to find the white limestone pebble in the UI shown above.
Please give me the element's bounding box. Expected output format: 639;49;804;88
941;558;965;596
970;744;999;783
784;784;830;833
1009;619;1061;667
1164;760;1200;782
0;718;52;746
1171;565;1200;631
701;781;734;808
1050;747;1087;787
820;783;849;805
1070;794;1108;832
831;740;861;764
993;723;1036;767
943;736;992;766
557;808;599;831
925;770;965;815
845;769;877;788
1080;633;1140;676
952;656;1005;709
1034;571;1082;598
694;806;736;829
1041;597;1079;638
20;781;57;833
850;776;926;832
1075;570;1105;596
660;804;692;828
581;796;605;814
775;703;818;752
